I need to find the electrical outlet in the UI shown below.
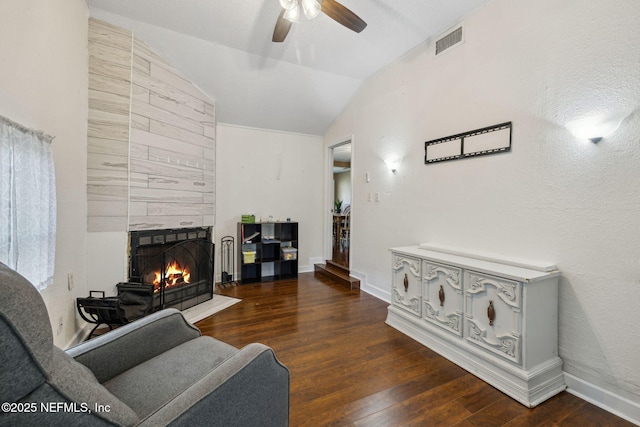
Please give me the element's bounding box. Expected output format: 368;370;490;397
375;192;380;202
57;316;63;336
67;272;74;290
367;193;372;202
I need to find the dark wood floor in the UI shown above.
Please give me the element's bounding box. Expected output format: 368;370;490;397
197;273;633;427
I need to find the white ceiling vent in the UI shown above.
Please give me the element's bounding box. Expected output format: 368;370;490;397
435;26;463;55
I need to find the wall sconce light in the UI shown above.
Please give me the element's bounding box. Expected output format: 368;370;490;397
566;114;624;143
385;159;400;173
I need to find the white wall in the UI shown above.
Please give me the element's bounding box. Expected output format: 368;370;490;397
324;0;640;419
0;0;89;347
334;171;352;208
87;232;129;295
216;124;325;278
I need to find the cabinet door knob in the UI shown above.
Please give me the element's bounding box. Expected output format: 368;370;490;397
488;300;496;326
439;285;445;306
404;273;409;292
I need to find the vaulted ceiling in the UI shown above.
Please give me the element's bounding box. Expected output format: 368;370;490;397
87;0;489;135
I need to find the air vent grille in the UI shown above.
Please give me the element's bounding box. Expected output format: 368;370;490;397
436;27;463;55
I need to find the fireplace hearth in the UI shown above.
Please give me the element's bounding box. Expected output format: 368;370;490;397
129;227;214;311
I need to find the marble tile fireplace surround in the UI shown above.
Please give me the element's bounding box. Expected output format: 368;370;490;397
87;18;215;234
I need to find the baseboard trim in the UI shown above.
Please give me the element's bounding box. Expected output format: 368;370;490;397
301;257;324;274
354;273;390;303
564;372;640;426
362;283;390;303
66;322;92;349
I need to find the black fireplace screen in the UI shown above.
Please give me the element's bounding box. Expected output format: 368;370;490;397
129;227;214;311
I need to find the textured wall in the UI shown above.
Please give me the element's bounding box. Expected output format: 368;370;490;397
324;0;640;417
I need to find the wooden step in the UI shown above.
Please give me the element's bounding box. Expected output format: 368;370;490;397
314;261;360;290
326;260;349;275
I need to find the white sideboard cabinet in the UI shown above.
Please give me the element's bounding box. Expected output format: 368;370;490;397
387;245;565;407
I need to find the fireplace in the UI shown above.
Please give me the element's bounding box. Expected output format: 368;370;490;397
129;227;214;311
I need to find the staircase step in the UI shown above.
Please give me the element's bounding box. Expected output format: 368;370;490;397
325;260;350;275
314;262;360;290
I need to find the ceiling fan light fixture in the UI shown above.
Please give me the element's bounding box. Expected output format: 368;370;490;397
278;0;297;10
283;3;301;23
272;0;366;43
301;0;321;19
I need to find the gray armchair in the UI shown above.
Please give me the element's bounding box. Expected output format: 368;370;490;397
0;262;289;426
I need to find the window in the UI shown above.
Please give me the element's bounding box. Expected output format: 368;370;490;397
0;116;56;290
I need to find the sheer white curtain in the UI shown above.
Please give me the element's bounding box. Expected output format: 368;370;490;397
0;116;56;291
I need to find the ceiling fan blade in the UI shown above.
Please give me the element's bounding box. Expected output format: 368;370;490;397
321;0;367;33
272;8;293;42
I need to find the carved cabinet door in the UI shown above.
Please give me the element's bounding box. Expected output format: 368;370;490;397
422;261;463;336
391;254;421;317
464;271;523;366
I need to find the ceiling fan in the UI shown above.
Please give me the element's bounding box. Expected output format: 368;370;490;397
272;0;367;42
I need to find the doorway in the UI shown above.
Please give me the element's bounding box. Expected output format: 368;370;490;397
330;141;352;268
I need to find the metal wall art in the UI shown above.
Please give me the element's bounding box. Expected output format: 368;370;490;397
424;121;512;164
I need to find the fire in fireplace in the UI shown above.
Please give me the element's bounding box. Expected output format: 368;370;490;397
154;260;191;291
129;227;214;311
